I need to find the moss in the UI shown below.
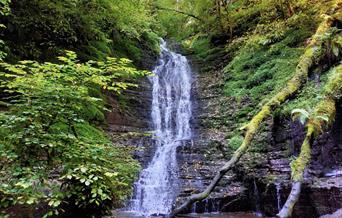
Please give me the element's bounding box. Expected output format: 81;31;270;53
279;53;341;218
228;134;244;151
290;125;314;181
324;65;342;96
280;81;322;116
282;64;342;117
223;28;309;103
173;2;341;215
286;63;340;211
222;14;336;178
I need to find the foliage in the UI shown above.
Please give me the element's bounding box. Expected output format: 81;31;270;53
152;0;208;40
0;0;10;61
291;109;311;125
228;134;244;151
289;63;342;184
223;23;311;101
280;81;322;116
2;0;159;63
291;108;330;134
0;52;145;216
290;64;342;137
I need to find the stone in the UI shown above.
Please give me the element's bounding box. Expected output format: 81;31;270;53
320;208;342;218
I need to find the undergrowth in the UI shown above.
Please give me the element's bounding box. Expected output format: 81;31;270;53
0;52;144;217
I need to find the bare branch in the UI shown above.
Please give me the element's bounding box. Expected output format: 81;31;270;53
154;6;203;21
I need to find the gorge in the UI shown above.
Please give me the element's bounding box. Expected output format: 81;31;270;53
0;1;342;218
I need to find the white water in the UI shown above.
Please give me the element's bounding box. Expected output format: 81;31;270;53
325;169;342;177
275;183;282;212
128;40;193;216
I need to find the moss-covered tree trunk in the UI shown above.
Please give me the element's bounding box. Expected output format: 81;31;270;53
171;8;340;216
277;65;342;218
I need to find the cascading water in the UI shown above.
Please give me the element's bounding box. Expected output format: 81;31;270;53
128;40;193;216
275;183;282;212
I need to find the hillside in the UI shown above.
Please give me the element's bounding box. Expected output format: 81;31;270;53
0;0;341;218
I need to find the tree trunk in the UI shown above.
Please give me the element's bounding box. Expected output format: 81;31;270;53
277;182;302;218
277;64;342;218
154;6;203;21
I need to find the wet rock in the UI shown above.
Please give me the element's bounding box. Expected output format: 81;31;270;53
320;208;342;218
174;53;342;218
105;77;154;167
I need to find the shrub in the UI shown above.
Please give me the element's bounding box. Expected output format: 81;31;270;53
0;51;145;216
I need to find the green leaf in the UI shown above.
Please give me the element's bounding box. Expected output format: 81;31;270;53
291;108;310;124
332;45;339;57
316;115;329;123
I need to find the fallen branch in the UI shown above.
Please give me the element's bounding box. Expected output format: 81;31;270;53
171;12;338;217
154;6;203;21
277;64;342;218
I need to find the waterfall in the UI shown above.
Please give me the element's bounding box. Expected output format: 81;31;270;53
128;40;193;216
275;183;282;212
253;179;263;217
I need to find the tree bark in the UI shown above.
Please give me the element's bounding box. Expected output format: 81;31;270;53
171;13;337;217
277;182;302;218
277;64;342;218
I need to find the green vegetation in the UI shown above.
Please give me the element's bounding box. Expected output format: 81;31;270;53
2;0;160;63
0;51;147;216
279;64;341;218
1;0;342;217
175;0;341;148
0;1;157;216
0;0;10;61
170;0;342;216
228;134;244;151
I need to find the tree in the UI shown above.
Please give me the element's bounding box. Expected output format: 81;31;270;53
172;2;342;215
277;64;341;218
0;0;10;60
0;51;148;216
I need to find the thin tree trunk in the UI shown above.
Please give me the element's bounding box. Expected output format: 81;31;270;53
277;64;342;218
154;6;203;21
278;182;302;218
171;13;337;217
216;0;224;32
285;0;294;17
276;128;313;218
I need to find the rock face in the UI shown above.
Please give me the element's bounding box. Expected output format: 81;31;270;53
175;58;252;213
256;108;342;217
174;54;342;217
105;74;157;169
104;47;159;173
112;48;342;217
